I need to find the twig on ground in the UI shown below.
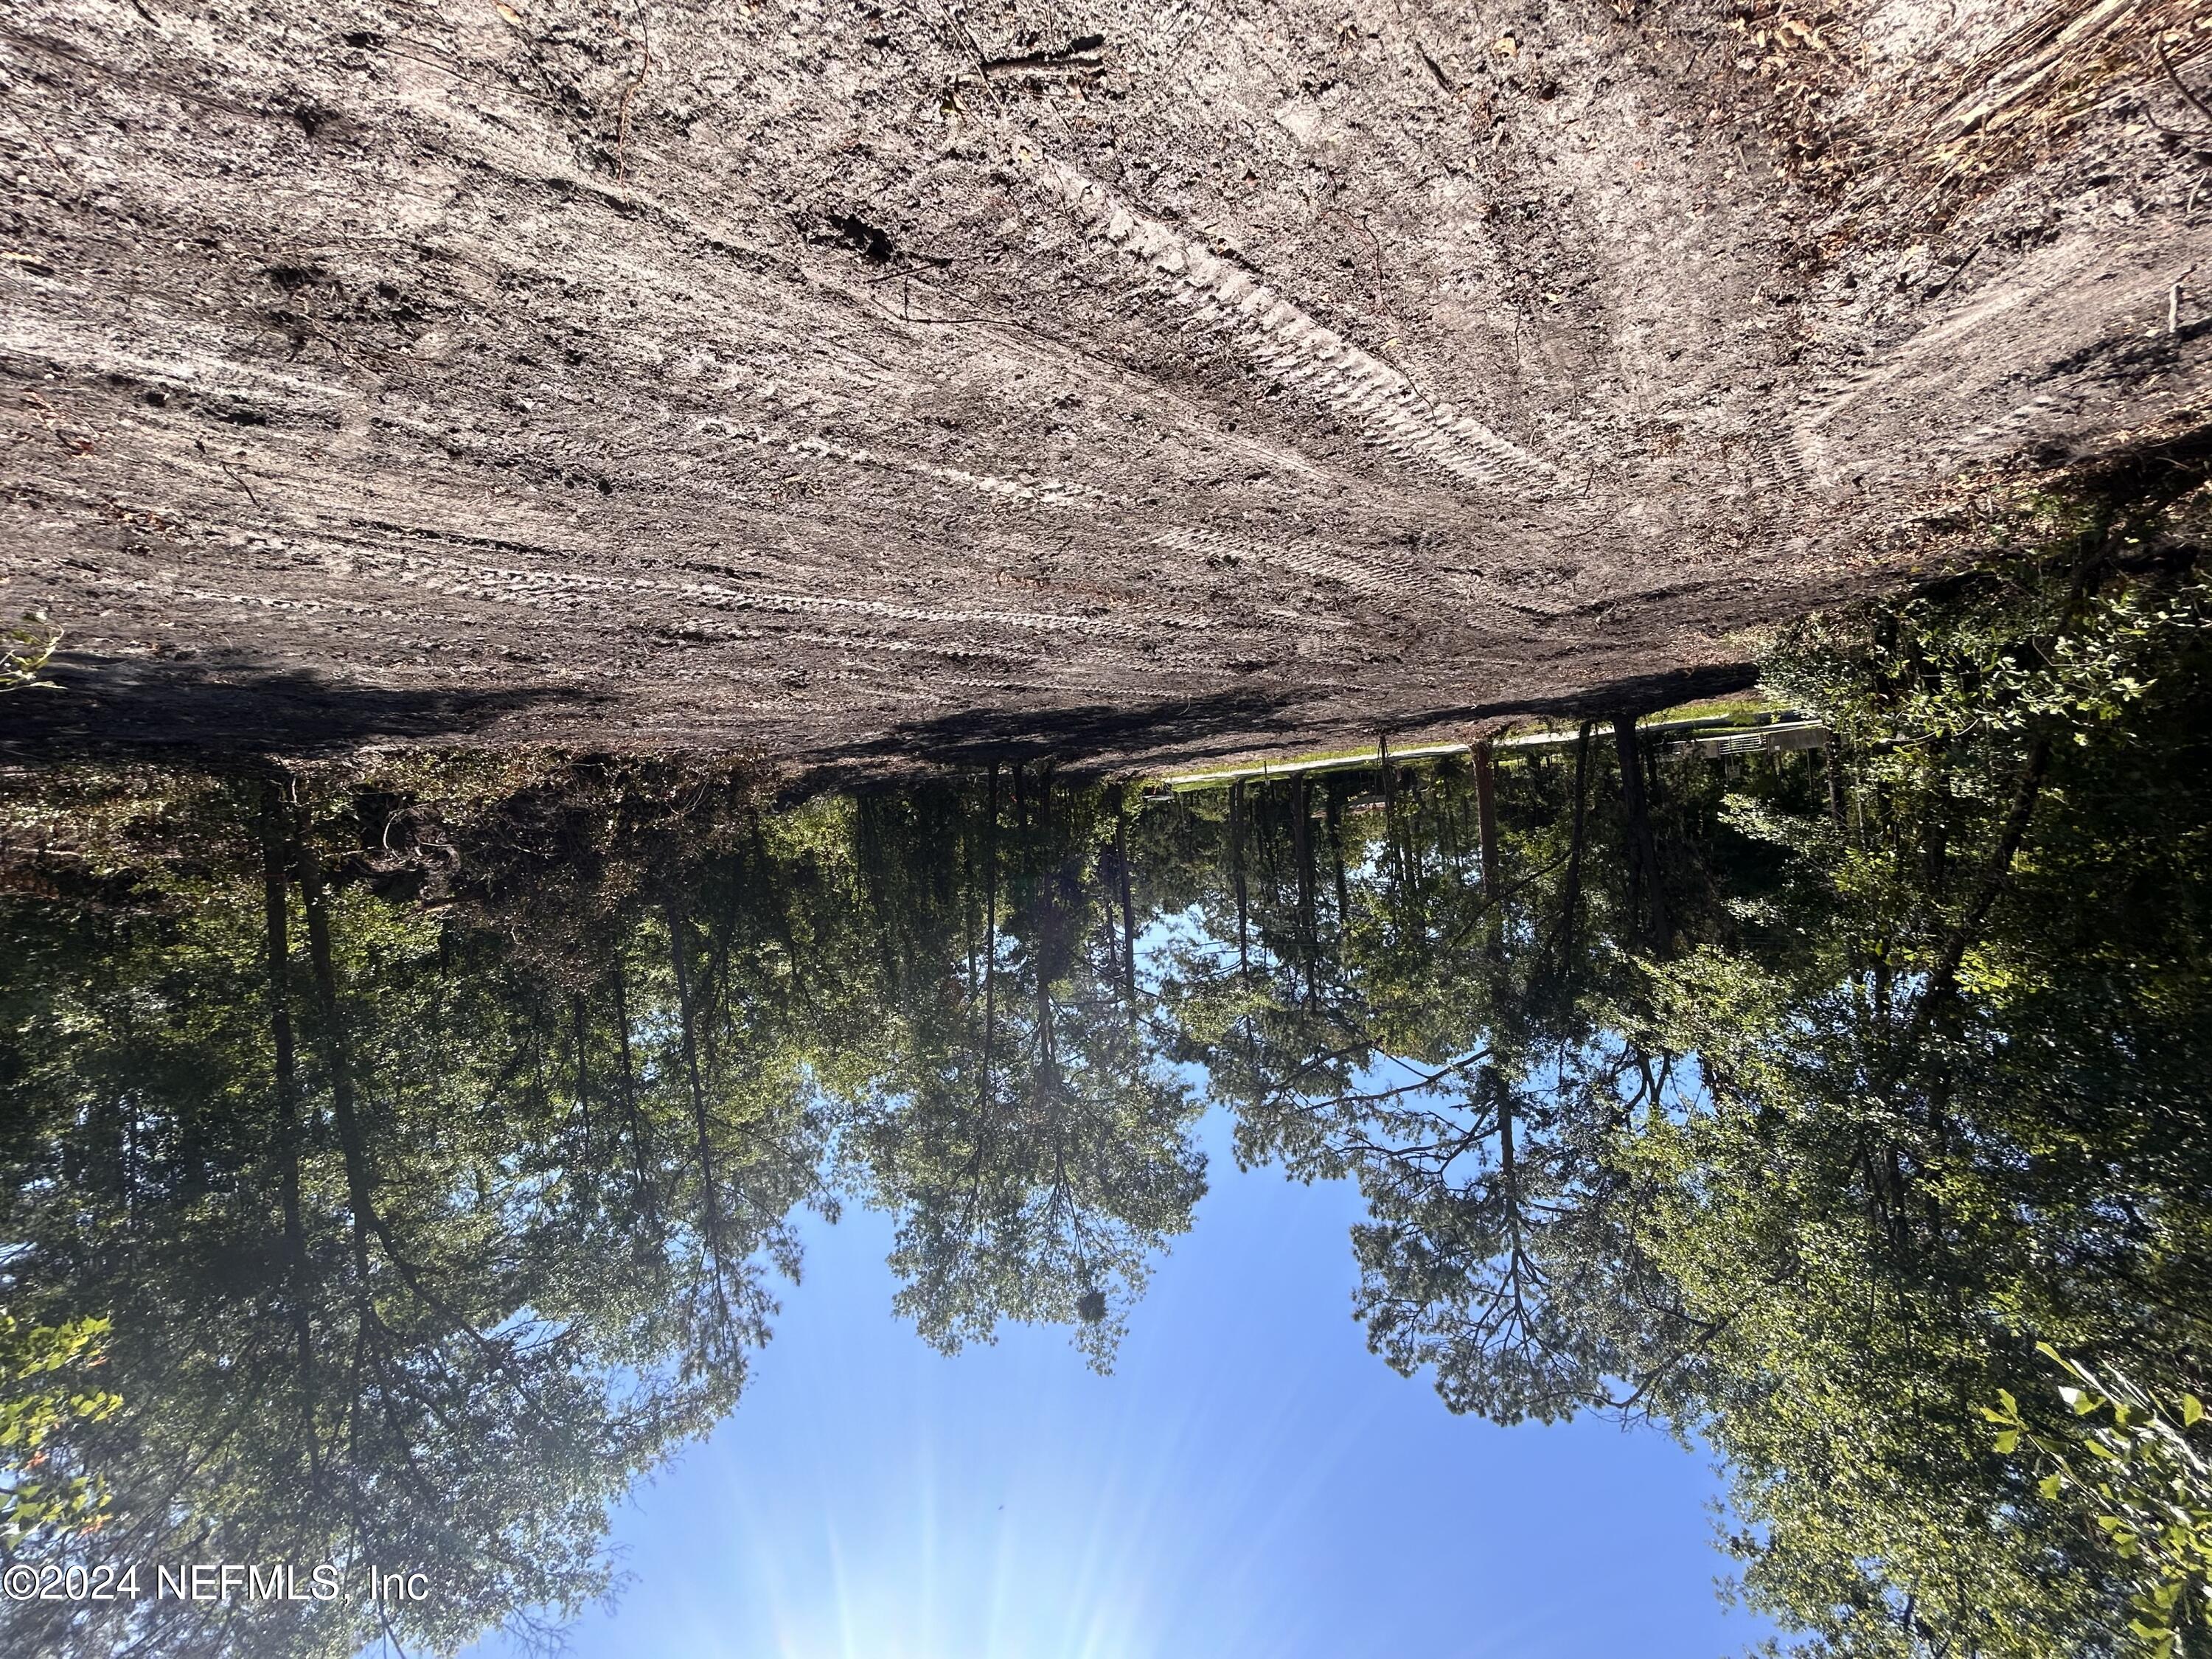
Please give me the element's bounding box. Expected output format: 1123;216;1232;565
615;6;653;184
219;462;261;509
2157;31;2212;132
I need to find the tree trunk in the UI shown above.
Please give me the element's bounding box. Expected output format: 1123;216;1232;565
570;992;596;1170
1559;723;1592;976
1326;779;1350;931
1498;1091;1520;1256
611;960;655;1216
1114;796;1138;1008
1377;739;1405;897
1613;715;1669;955
1293;774;1318;1006
1403;768;1426;887
1473;738;1501;894
1911;729;2056;1034
982;764;1000;1110
293;807;379;1280
1034;929;1060;1105
1922;748;1952;900
1229;779;1251;978
665;900;730;1323
964;813;978;1003
260;781;319;1489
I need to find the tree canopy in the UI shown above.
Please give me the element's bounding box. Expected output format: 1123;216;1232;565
2;517;2208;1655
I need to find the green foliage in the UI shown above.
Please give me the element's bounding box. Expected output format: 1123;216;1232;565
0;759;1217;1653
1989;1349;2212;1656
1146;731;1804;1427
0;1312;119;1550
1;512;2206;1659
0;613;60;692
834;782;1204;1371
1624;516;2212;1655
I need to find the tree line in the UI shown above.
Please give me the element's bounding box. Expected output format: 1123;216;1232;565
2;509;2208;1656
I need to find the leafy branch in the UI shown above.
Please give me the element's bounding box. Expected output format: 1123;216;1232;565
1;613;61;692
1989;1346;2212;1656
0;1310;121;1551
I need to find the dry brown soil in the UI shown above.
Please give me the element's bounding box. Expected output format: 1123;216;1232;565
4;0;2211;770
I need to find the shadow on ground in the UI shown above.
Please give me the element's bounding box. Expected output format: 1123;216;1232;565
801;660;1762;782
821;688;1324;772
0;654;592;759
1498;660;1762;723
0;653;1761;774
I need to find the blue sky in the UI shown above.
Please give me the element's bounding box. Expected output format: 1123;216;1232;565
465;1107;1769;1659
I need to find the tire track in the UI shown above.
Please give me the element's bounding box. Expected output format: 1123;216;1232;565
1032;160;1559;495
1147;524;1452;605
685;421;1349;636
1745;429;1811;493
695;417;1121;512
328;549;1164;641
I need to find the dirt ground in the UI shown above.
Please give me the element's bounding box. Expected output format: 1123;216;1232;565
4;0;2210;772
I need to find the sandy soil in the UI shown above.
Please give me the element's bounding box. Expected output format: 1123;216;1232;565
4;0;2210;770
